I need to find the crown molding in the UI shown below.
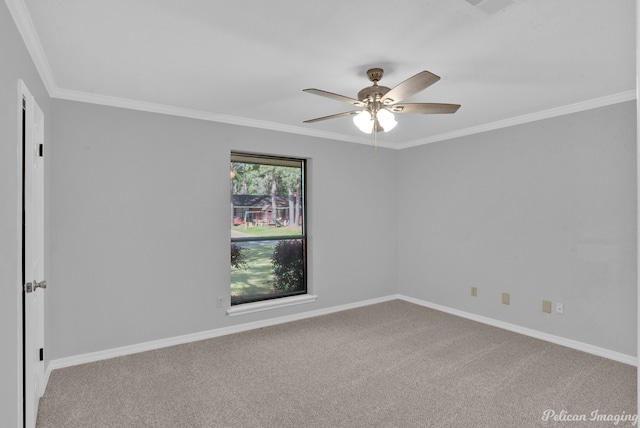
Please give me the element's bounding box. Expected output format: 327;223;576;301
8;0;635;150
6;0;389;148
398;90;637;149
5;0;56;95
52;87;393;148
52;87;638;151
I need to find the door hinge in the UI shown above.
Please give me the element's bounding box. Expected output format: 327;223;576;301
38;144;43;157
39;348;44;361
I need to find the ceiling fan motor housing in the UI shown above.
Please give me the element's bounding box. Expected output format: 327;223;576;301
358;68;390;104
357;85;391;104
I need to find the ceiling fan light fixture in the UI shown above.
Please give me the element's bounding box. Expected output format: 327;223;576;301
353;110;374;133
376;108;397;132
303;67;459;138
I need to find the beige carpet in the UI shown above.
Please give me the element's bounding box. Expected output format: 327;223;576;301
37;300;637;427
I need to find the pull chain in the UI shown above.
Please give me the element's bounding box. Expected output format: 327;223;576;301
373;128;378;155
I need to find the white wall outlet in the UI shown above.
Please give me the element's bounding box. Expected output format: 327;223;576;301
217;297;224;308
502;292;510;305
556;302;564;315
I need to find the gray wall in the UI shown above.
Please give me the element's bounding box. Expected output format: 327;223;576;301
398;101;637;356
48;100;398;360
0;2;51;426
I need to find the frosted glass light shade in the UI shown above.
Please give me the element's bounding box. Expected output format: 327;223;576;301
353;110;373;133
376;108;397;132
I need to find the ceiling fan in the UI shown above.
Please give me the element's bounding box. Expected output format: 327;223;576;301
303;68;460;134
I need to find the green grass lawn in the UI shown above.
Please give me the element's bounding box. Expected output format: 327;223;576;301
231;242;277;299
230;228;304;302
231;225;302;237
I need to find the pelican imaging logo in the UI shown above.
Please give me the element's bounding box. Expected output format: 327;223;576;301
542;409;637;426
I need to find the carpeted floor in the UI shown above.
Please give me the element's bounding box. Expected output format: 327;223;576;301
37;300;637;427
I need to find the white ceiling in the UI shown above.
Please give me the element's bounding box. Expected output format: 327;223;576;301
9;0;636;149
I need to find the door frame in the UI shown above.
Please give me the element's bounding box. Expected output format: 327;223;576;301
17;78;27;428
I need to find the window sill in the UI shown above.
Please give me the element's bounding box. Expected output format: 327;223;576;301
226;294;318;317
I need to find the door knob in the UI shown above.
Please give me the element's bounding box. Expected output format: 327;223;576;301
24;280;46;293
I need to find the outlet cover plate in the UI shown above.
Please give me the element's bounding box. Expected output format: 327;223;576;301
502;292;510;305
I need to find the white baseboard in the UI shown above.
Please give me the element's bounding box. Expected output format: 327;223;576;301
398;295;638;367
44;294;397;386
44;293;637;393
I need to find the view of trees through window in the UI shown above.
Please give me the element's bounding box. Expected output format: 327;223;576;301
230;153;306;305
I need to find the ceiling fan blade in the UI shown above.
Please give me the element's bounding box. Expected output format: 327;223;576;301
390;103;461;114
303;110;361;123
381;71;441;105
303;88;365;107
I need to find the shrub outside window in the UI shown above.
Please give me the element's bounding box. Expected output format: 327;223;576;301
230;153;306;305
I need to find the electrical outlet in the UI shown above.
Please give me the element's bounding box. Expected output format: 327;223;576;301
502;292;510;305
471;287;477;297
556;302;564;315
217;297;224;308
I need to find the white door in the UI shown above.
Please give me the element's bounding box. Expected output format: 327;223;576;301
21;80;46;428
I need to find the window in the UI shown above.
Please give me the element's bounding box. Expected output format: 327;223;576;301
230;153;306;306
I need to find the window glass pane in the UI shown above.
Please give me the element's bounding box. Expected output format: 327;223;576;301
231;239;305;305
230;152;306;306
230;160;303;238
